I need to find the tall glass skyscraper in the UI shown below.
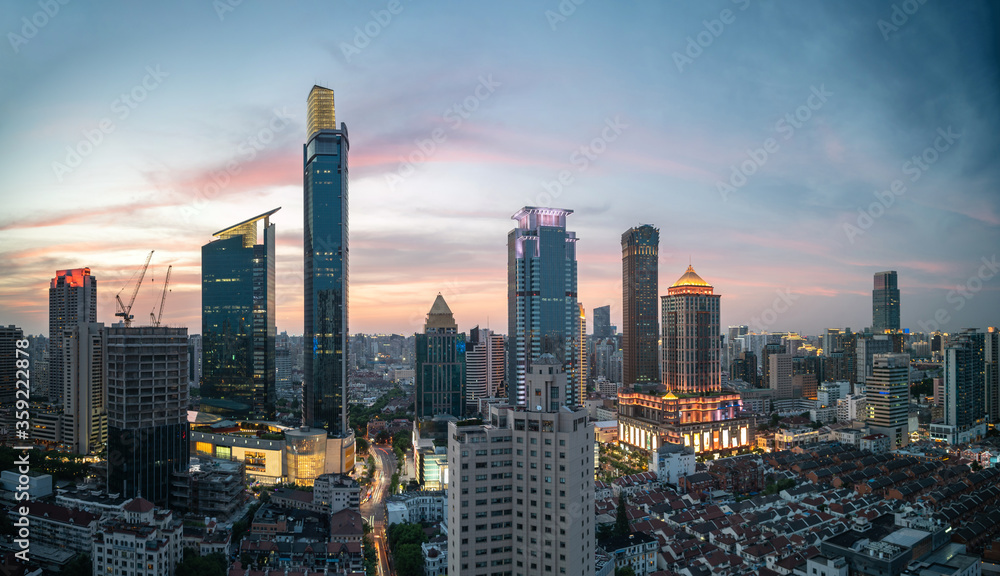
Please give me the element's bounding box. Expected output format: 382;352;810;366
201;208;278;418
415;294;466;419
622;225;659;388
872;270;900;332
303;86;352;465
507;206;579;407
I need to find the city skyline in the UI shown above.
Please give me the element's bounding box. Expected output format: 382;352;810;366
2;1;999;338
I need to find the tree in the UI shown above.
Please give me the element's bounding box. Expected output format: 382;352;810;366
376;431;392;444
615;493;630;537
357;437;370;454
615;567;636;576
971;461;983;472
174;548;227;576
63;553;93;576
395;542;425;576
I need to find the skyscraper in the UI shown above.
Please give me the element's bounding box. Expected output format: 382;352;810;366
661;265;720;394
872;271;900;333
0;325;24;405
49;268;97;404
622;225;659;388
507;206;579;407
866;353;910;449
201;208;278;418
592;305;611;339
726;325;748;369
855;333;893;385
986;327;999;424
936;329;987;444
62;322;107;454
578;303;588;401
414;294;466;419
106;326;189;505
447;355;594;576
769;353;793;399
466;327;505;410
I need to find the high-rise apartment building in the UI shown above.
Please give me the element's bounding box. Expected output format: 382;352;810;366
592;305;611;340
447;355;594;576
934;329;987;444
507;206;579;407
985;327;999;424
49;268;97;404
866;353;909;448
855;334;893;385
415;294;466;419
106;327;190;506
622;225;659;388
769;354;793;399
0;325;24;405
303;86;355;472
578;303;588;400
201;208;278;418
661;265;720;394
730;350;758;387
872;271;900;333
467;327;505;410
62;323;107;454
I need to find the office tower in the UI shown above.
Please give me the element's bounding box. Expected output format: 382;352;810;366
939;329;986;443
467;327;505;409
855;334;892;384
201;208;278;418
507;206;579;407
592;338;616;382
592;305;611;339
62;323;107;454
866;353;910;448
727;325;748;368
578;303;588;400
447;355;594;576
769;354;793;399
760;340;783;389
276;347;292;388
621;225;660;388
793;374;818;400
983;327;998;424
186;334;202;387
0;325;24;405
661;265;720;394
106;326;189;505
414;294;466;419
730;350;758;387
823;329;844;356
303;86;355;472
49;268;97;404
872;271;900;333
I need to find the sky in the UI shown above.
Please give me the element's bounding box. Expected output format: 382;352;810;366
1;0;998;338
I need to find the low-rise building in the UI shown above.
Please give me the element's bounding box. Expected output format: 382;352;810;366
859;433;890;454
774;428;820;451
423;538;447;576
23;501;98;554
92;498;182;576
649;443;695;485
598;532;658;576
385;490;446;525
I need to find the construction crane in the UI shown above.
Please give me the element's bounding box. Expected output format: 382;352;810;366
150;265;172;327
115;250;153;328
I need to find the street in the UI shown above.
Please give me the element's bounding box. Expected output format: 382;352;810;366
361;446;398;576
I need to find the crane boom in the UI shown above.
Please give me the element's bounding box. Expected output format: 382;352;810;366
115;250;153;328
152;265;172;327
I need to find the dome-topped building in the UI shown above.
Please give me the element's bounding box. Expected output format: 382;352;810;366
668;264;713;295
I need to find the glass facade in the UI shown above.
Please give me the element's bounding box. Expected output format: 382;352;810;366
285;427;328;485
107;423;189;505
201;211;277;418
872;270;900;333
304;86;349;438
622;225;660;387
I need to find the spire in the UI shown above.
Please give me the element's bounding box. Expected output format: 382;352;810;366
425;293;457;331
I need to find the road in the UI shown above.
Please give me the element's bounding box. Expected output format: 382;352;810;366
361;446;398;576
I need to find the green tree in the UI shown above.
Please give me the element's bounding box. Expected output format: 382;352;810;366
357;437;370;454
615;566;636;576
175;548;227;576
63;553;93;576
615;493;630;537
395;542;425;576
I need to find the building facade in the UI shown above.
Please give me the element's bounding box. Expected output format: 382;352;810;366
447;355;595;576
62;322;107;454
936;329;987;444
621;225;660;388
593;305;612;339
866;353;910;448
661;265;720;394
303;86;354;470
0;325;24;406
467;327;505;411
201;208;278;418
986;327;999;424
872;270;900;333
49;268;97;404
507;206;580;407
106;326;190;506
415;294;466;419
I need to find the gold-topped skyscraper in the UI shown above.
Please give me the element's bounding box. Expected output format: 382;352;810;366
306;85;336;140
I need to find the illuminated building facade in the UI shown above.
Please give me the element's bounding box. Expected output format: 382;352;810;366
507;206;580;407
415;294;466;419
661;265;721;394
622;225;660;388
201;208;278;418
872;270;900;333
578;303;588;400
49;268;97;404
866;353;909;449
466;327;505;410
617;391;752;455
285;426;329;485
303;85;355;472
